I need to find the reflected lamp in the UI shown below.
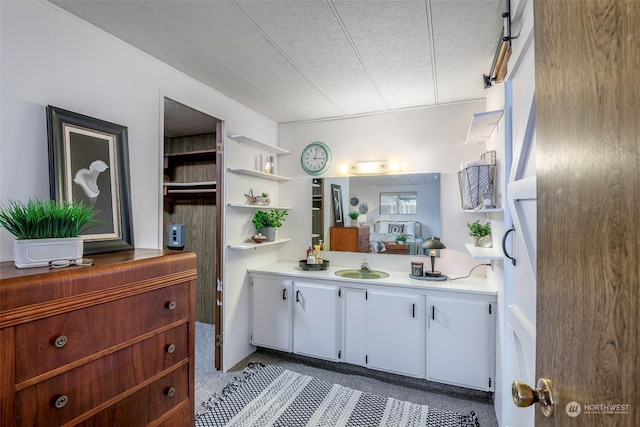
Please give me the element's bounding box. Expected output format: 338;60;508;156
421;236;448;281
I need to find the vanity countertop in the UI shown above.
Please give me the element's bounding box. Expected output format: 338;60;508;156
248;261;497;296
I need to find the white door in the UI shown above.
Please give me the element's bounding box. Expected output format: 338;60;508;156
503;1;537;425
250;277;292;352
293;282;339;361
426;295;494;391
366;289;425;378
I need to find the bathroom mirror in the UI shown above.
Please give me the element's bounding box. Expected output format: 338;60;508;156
313;173;440;256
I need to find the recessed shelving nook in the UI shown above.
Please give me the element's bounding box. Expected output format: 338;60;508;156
227;134;291;250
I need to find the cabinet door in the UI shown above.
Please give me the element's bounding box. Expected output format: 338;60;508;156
343;287;366;366
250;277;292;352
427;296;494;391
293;282;339;361
366;290;425;378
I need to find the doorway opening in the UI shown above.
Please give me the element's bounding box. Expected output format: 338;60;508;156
162;97;224;370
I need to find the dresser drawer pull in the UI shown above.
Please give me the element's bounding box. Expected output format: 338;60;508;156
53;395;68;409
167;301;177;310
54;335;68;348
166;344;176;354
165;387;176;397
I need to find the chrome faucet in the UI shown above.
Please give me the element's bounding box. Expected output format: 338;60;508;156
360;257;373;272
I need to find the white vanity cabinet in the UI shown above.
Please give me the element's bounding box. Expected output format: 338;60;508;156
366;289;425;378
292;281;340;361
250;276;292;352
426;293;496;391
248;267;496;392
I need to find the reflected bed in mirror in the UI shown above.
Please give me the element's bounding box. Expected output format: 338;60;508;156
313;173;440;256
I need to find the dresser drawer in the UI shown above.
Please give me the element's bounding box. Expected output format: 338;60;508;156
15;282;190;382
16;324;189;426
76;364;190;427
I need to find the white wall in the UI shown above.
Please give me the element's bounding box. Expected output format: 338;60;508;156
277;103;492;275
0;1;280;372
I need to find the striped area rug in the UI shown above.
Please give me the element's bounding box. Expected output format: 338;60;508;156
195;364;479;427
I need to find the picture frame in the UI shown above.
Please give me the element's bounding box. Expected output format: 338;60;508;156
47;106;134;254
331;183;344;227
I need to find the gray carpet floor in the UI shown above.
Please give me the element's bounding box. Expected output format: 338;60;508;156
195;321;498;426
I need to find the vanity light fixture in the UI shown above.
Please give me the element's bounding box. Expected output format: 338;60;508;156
421;236;448;281
350;160;401;175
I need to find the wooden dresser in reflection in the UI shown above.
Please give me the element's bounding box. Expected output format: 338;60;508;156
0;249;197;427
330;225;370;253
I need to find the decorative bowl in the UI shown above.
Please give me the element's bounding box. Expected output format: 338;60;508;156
251;235;267;244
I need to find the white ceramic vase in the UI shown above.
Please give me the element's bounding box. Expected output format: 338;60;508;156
13;237;83;268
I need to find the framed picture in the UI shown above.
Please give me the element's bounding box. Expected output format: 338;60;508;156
331;183;344;227
47;106;134;254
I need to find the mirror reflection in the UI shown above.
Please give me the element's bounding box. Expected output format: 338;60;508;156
312;173;440;256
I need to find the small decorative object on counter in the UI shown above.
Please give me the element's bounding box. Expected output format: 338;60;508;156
314;245;323;264
251;233;267;243
411;261;424;277
299;259;330;270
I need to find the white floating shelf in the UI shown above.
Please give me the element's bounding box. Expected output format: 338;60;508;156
227;203;291;210
464;243;503;260
465;110;504;144
464;207;504;213
228;238;291;250
228;168;291;181
229;134;290;155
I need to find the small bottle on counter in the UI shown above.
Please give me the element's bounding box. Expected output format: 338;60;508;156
314;245;323;264
306;244;316;264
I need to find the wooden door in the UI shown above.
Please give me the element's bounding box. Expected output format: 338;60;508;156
522;1;639;425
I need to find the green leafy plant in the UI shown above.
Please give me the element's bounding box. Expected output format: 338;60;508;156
348;211;360;220
467;220;492;237
260;192;269;198
251;209;288;229
0;198;98;240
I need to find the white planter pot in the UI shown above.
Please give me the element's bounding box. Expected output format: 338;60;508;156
13;237;83;269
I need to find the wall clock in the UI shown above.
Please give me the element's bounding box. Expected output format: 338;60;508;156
301;141;332;176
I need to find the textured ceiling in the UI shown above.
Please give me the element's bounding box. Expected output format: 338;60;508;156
50;0;506;124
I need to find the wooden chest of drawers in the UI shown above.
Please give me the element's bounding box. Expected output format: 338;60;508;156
330;225;370;252
0;249;197;427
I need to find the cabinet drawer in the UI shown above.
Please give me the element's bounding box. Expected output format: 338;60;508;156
77;364;190;427
16;324;189;426
15;282;190;382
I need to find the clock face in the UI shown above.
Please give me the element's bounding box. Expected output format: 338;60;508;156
301;142;331;176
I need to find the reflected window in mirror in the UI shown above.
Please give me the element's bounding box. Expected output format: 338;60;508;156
380;192;417;215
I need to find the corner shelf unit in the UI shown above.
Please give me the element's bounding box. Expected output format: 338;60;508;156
227;203;291;210
228;238;291;250
228;168;291;181
464;243;503;260
464;110;504;144
228;135;291;155
463;207;504;213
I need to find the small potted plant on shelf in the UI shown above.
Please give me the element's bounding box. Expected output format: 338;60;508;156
0;198;98;268
251;209;288;242
467;219;492;248
256;192;271;206
348;211;359;226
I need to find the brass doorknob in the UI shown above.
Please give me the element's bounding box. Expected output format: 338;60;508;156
512;378;556;417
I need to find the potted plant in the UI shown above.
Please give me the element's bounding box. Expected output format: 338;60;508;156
348;211;359;226
467;219;492;247
256;192;271;206
0;198;98;268
251;209;287;241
